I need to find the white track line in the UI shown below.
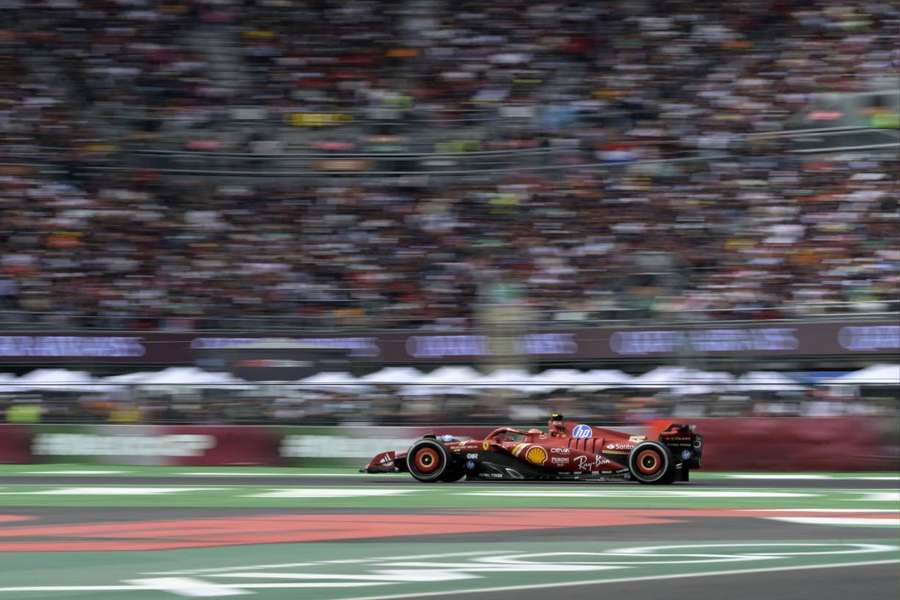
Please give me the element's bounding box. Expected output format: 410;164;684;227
247;489;417;498
126;577;248;597
181;472;384;477
19;470;129;476
744;508;895;513
148;551;506;576
27;487;227;496
12;559;890;597
460;490;816;498
721;474;833;480
7;560;900;596
0;587;137;593
333;559;900;600
763;517;900;527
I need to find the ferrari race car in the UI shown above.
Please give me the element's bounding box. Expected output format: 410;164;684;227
363;414;703;484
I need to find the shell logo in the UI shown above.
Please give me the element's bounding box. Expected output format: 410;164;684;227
524;446;548;466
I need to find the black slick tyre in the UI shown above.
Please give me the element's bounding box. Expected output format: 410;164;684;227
406;439;450;482
628;441;674;484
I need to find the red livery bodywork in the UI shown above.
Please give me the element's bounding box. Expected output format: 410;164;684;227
363;417;703;484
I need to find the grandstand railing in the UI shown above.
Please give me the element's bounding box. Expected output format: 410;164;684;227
0;304;896;333
4;126;896;180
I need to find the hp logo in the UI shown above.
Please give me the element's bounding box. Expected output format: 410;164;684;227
572;424;593;439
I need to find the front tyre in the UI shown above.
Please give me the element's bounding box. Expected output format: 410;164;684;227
628;441;674;484
406;439;450;482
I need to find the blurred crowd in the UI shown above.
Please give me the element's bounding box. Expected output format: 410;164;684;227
1;0;897;156
0;0;898;332
3;385;897;426
1;154;897;330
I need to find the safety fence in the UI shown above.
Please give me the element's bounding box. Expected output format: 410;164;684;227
1;303;896;333
5;128;898;181
0;318;895;365
1;418;896;471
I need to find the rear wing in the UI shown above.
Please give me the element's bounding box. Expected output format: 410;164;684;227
658;423;703;470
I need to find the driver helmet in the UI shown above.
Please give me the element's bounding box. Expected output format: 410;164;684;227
548;412;566;435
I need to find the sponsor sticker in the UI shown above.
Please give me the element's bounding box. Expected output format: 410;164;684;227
32;434;215;458
280;435;414;459
550;447;570;454
839;325;900;351
0;336;145;358
572;424;593;439
550;457;569;466
524;446;548;466
605;443;632;451
466;453;478;460
574;454;611;470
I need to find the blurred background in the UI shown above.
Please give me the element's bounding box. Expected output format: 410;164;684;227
0;0;897;431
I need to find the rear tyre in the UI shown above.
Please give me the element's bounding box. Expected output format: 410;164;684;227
628;441;674;484
406;439;450;482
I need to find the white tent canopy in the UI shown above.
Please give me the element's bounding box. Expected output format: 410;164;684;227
360;367;424;385
579;369;634;391
298;371;369;392
631;366;695;388
476;368;534;392
822;364;900;386
737;371;806;392
415;366;482;386
103;371;154;385
15;369;120;392
673;370;736;396
3;365;874;398
630;366;736;396
137;367;248;387
0;372;20;391
525;368;583;393
400;366;480;396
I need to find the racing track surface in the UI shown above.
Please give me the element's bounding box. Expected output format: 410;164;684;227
3;473;898;488
0;466;896;600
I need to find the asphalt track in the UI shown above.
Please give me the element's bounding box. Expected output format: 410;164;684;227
2;474;897;487
456;563;900;600
0;469;896;600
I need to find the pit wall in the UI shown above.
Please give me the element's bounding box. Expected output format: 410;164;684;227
0;418;897;471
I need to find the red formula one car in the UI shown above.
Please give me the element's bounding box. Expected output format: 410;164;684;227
363;414;703;484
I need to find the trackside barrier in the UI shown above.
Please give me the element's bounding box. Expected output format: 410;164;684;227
0;425;497;467
0;419;896;470
647;417;900;471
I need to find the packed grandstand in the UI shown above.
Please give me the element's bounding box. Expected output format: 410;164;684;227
0;1;897;427
0;157;897;331
1;0;898;333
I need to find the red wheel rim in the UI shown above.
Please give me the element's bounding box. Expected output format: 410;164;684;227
413;448;441;473
636;449;661;475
